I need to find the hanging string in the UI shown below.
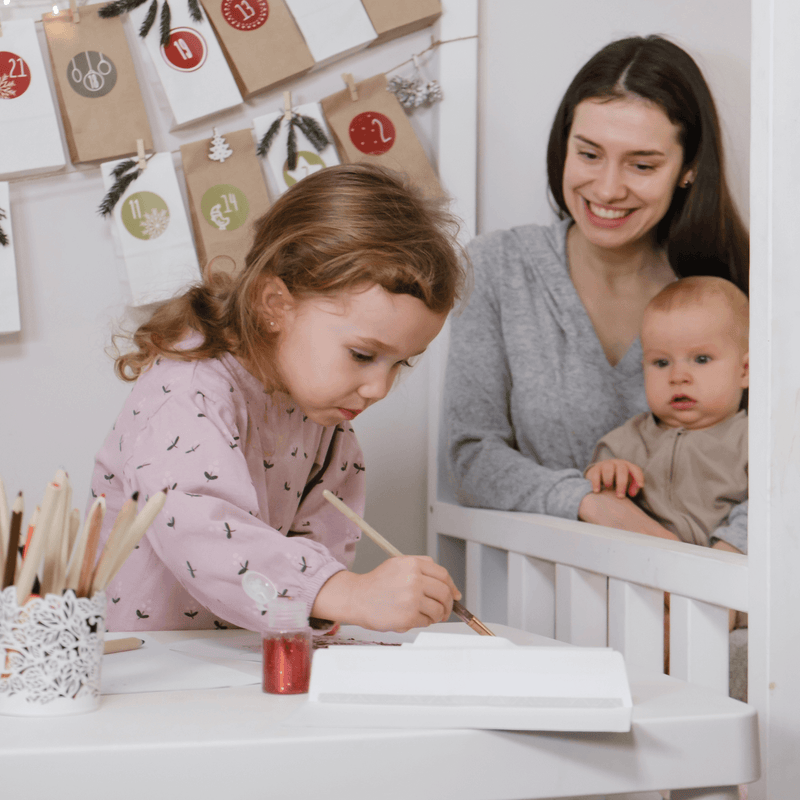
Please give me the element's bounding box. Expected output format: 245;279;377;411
384;34;478;76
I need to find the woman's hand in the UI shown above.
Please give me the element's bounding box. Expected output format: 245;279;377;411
585;458;644;498
311;556;462;633
578;489;680;541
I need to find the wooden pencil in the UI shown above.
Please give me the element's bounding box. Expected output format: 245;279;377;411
15;481;63;605
92;488;168;593
321;490;495;636
46;472;74;595
103;637;144;655
2;492;23;590
89;492;139;592
65;496;105;592
0;475;9;574
77;496;108;598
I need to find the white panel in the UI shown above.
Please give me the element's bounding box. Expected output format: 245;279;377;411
555;564;608;646
507;552;555;637
608;579;664;677
669;595;729;693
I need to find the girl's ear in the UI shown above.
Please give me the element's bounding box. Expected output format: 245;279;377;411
259;277;293;331
741;351;749;388
680;165;697;188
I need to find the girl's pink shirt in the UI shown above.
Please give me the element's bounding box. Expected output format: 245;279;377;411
90;342;365;632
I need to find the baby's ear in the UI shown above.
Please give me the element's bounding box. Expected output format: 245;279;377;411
741;351;750;388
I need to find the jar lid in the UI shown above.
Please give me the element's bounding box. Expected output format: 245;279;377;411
266;597;308;630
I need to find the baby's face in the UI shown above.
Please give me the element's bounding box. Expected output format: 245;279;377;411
641;301;748;430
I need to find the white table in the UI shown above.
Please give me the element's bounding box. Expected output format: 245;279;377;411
0;623;759;800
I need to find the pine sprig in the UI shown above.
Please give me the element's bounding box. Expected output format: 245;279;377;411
256;117;282;157
111;158;138;181
159;0;172;48
98;166;142;217
0;208;8;247
187;0;202;22
98;0;148;18
139;0;158;37
287;121;298;171
293;114;329;152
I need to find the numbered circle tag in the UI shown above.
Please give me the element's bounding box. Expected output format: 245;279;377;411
121;191;171;240
0;52;32;99
349;112;396;156
161;29;208;72
283;151;326;187
221;0;269;31
67;51;117;98
200;184;250;231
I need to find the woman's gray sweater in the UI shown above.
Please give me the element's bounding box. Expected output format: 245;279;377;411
443;219;747;551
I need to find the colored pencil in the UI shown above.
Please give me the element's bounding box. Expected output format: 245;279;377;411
16;481;63;605
0;476;9;573
65;496;105;592
103;637;144;655
2;493;23;590
321;490;495;636
92;488;168;593
89;492;139;592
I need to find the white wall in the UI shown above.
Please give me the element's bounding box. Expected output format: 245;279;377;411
0;3;447;575
477;0;751;235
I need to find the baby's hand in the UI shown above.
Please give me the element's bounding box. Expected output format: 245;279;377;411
585;459;644;498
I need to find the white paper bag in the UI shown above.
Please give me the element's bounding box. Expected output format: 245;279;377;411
253;102;339;199
126;6;243;128
101;153;199;306
0;20;66;179
0;183;21;333
284;0;376;67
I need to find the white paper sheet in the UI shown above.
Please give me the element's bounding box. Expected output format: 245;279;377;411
289;640;633;732
285;0;376;66
102;633;259;694
0;183;21;333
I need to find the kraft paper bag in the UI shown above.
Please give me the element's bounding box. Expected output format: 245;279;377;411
284;0;376;68
126;3;243;128
180;128;272;278
101;152;199;306
361;0;441;46
201;0;313;98
320;73;442;199
253;102;339;199
0;183;21;334
42;4;153;165
0;19;66;179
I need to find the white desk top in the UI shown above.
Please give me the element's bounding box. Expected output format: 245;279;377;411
0;623;759;800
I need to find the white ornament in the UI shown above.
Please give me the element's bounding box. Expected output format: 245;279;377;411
208;127;233;163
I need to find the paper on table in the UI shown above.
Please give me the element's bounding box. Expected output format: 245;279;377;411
288;639;633;732
101;634;259;694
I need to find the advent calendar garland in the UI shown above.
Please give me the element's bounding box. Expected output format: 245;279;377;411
256;111;330;172
99;0;203;47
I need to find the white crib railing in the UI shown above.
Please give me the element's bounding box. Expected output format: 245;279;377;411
428;500;748;693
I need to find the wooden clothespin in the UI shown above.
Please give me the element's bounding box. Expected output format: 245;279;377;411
283;91;293;121
342;73;358;102
136;139;147;172
70;0;80;23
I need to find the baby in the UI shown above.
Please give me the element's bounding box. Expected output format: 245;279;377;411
585;276;748;551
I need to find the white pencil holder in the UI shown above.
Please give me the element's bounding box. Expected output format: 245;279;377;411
0;586;106;716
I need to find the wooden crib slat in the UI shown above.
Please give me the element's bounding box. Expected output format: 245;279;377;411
608;578;665;676
669;595;730;692
507;552;555;637
555;564;608;646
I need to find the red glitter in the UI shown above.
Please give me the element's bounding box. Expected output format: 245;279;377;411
262;632;311;694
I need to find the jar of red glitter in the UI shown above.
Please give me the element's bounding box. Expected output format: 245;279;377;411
262;597;312;694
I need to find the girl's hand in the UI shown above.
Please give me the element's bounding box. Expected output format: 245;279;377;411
585;458;644;498
312;556;462;633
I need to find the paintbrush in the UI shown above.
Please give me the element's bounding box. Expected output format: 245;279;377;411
321;490;495;636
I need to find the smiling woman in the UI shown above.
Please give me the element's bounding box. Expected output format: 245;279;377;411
445;35;749;551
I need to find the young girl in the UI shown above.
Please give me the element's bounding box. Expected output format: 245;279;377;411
92;164;466;634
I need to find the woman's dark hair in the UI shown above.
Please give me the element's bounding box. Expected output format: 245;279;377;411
546;35;749;295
